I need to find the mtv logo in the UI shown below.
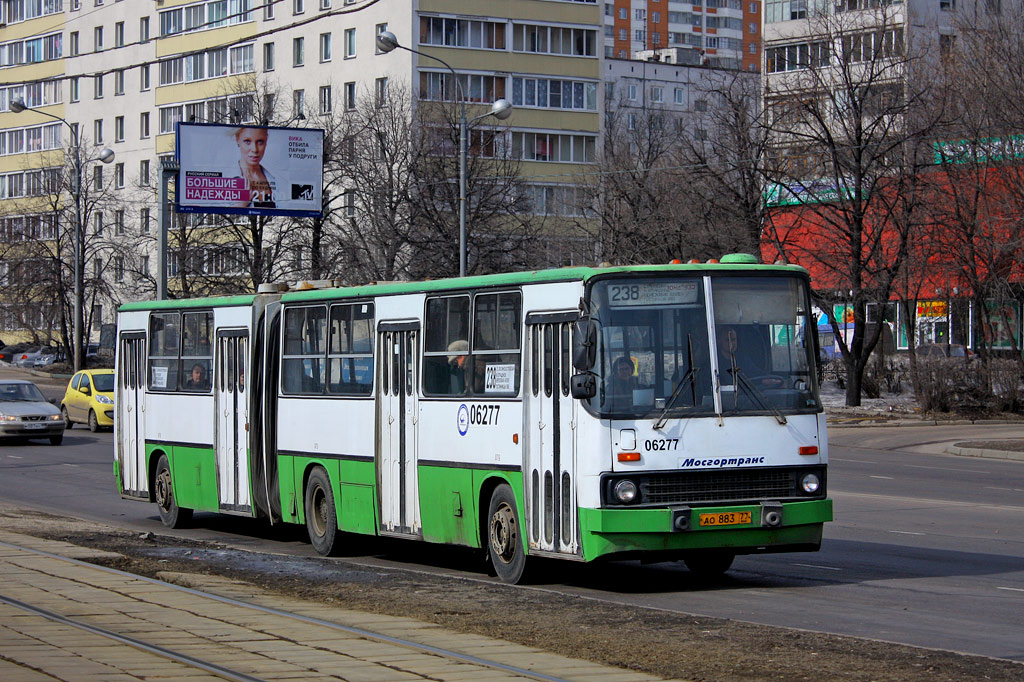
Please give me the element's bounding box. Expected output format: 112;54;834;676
291;184;314;200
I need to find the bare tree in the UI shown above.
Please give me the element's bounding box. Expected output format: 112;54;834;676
762;7;948;405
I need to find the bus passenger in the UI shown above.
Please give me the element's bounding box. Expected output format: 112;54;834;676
185;363;210;391
447;340;469;393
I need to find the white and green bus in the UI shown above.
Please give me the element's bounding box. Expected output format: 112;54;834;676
115;256;832;583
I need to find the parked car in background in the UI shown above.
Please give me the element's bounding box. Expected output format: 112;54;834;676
0;380;65;444
0;343;34;364
61;369;115;432
12;346;57;367
917;343;973;360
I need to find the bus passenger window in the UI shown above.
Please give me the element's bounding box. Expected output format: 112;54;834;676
471;292;521;397
423;295;470;396
327;302;374;395
282;305;328;395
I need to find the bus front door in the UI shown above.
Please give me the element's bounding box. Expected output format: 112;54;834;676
216;331;251;513
525;316;579;557
377;323;421;537
117;333;148;499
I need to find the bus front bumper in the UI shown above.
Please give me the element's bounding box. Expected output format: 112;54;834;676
578;498;833;561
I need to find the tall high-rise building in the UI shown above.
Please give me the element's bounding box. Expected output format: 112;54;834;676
603;0;761;71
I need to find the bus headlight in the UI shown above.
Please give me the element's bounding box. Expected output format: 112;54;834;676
800;473;821;494
613;479;638;504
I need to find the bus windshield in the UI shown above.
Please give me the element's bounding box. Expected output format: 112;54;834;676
587;275;820;419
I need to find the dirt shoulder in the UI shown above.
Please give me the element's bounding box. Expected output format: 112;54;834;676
0;506;1019;682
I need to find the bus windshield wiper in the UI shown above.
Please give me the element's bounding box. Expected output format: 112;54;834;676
653;335;699;430
730;368;787;425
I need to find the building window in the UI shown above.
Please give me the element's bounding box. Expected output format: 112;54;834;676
294;0;304;14
674;87;684;104
114;210;125;235
375;77;388;105
94;119;103;143
115;22;125;47
93;214;103;237
70;77;80;102
140;16;150;42
344;82;356;110
320;0;331;8
344;190;355;216
141;255;149;277
114;70;125;95
293;89;306;118
114;257;124;283
319;32;331;61
113;163;124;188
650;86;663;103
70;32;79;56
140;159;150;186
115;116;124;142
140;112;150;138
344;28;356;58
293;37;304;66
264;42;275;71
140;65;151;90
141;208;151;233
94;26;103;51
94;75;103;99
319;85;332;114
375;23;388;53
628;84;637;101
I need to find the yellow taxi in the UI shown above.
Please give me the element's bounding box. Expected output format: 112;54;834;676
61;369;115;432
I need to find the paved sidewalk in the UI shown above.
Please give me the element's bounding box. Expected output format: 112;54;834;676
0;531;678;682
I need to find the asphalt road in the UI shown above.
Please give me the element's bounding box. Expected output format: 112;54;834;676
0;366;1021;661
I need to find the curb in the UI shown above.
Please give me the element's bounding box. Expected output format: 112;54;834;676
947;444;1024;461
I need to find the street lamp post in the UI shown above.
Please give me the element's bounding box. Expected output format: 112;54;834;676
11;99;114;371
375;31;512;278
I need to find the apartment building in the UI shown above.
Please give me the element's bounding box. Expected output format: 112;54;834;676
0;0;602;341
603;0;761;71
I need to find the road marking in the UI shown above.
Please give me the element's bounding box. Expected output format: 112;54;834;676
984;486;1024;492
902;463;991;474
62;463;79;468
888;530;925;536
831;458;875;463
793;563;842;571
869;475;894;480
831;490;1024;513
996;587;1024;593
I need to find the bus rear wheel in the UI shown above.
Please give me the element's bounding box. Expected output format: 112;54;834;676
305;467;340;556
487;484;527;584
154;454;192;528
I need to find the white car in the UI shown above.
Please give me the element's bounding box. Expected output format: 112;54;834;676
0;380;65;445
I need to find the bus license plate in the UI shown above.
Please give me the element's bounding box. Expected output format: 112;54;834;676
699;511;752;527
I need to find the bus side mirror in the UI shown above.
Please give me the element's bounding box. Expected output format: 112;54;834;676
570;373;597;399
572;319;597;371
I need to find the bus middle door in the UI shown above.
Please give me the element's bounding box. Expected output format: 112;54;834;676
525;314;579;557
376;322;421;537
117;332;148;499
215;331;251;513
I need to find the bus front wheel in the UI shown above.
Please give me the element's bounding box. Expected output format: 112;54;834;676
305;467;340;556
154;455;192;528
684;552;735;578
487;484;527;584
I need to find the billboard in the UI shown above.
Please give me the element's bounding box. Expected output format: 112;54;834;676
176;123;324;218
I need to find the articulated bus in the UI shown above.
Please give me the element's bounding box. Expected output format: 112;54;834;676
114;255;832;583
